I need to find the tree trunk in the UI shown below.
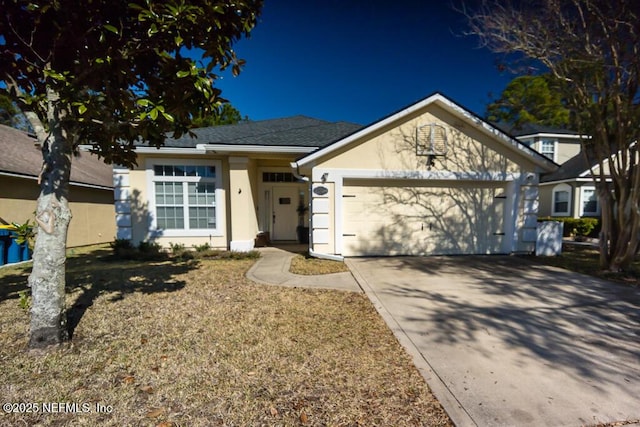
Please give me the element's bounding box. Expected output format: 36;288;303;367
27;90;73;349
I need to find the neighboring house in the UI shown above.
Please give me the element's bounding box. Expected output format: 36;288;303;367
502;123;584;164
117;93;558;258
538;151;608;219
498;123;598;220
0;124;115;247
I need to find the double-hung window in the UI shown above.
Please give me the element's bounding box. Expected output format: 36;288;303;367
552;184;571;216
539;139;557;162
581;187;599;216
150;162;220;235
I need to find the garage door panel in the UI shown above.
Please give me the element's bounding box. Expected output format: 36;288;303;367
342;183;505;256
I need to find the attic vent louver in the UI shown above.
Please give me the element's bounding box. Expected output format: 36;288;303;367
416;123;448;156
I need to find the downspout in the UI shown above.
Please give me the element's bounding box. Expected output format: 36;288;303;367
289;161;309;182
290;161;313;253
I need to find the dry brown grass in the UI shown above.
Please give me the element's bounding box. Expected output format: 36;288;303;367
289;254;350;275
0;247;451;426
530;243;640;286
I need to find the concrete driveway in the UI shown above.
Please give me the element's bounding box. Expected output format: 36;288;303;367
346;256;640;427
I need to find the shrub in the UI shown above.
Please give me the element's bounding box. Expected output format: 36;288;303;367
110;238;136;259
168;242;186;254
138;240;161;253
538;217;600;238
194;243;211;252
136;240;167;261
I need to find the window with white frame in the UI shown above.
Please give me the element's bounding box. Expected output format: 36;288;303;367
552;183;571;216
540;139;556;161
580;187;599;216
151;163;220;234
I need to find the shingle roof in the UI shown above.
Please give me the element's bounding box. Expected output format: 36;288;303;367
497;122;580;137
540;151;591;182
0;124;113;188
156;115;363;148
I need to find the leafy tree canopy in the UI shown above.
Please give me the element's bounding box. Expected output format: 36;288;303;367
0;93;32;131
191;102;247;127
486;74;571;129
0;0;262;349
0;0;262;167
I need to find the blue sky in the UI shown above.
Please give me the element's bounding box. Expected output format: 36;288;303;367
215;0;515;126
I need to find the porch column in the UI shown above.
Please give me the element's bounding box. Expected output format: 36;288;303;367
228;156;258;251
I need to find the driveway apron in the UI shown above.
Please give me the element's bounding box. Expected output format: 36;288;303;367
347;256;640;427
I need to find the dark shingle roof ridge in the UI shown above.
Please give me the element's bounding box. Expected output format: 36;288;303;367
201;116;335;140
508;122;580;137
540;151;590;182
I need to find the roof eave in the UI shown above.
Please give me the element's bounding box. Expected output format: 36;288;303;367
0;170;113;190
515;133;588;140
294;93;558;172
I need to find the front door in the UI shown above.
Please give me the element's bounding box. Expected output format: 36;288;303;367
272;186;299;240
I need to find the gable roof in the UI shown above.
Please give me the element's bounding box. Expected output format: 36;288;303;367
152;115;362;149
294;92;559;172
0;124;113;189
540;152;591;183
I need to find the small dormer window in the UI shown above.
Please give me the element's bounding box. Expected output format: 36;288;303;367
540;139;556;161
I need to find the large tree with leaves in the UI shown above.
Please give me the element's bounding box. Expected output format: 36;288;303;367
486;74;571;129
467;0;640;272
191;102;247;127
0;0;262;349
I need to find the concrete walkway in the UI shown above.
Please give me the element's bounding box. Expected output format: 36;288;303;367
246;246;361;292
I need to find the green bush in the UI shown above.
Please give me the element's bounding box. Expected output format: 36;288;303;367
194;243;211;252
538;217;600;238
110;238;136;259
168;242;186;254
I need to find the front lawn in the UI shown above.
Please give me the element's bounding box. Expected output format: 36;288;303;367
532;243;640;286
289;253;351;275
0;247;451;426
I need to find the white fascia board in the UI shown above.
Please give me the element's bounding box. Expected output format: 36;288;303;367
539;177;609;186
515;133;588;140
134;147;206;155
197;144;316;154
311;168;523;182
78;144;206;155
80;143;316;155
0;170;113;190
294;93;557;172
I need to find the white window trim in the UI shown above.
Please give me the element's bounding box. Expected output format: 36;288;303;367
538;138;558;163
146;158;224;237
552;183;571;216
579;186;600;216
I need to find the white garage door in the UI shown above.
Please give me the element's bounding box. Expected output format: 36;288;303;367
342;180;506;256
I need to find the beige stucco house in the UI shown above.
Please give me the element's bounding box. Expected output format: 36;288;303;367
0;124;115;247
503;124;598;219
116;93;558;258
113;116;361;250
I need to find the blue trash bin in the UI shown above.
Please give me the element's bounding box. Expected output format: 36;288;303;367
0;229;8;265
7;233;21;263
22;244;32;261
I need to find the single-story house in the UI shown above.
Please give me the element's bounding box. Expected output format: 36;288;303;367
115;93;558;258
0;124;115;247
